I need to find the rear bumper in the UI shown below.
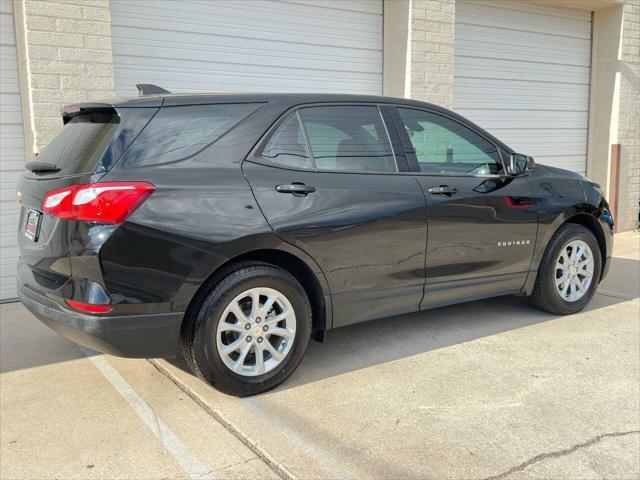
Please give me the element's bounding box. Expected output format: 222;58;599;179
18;284;183;358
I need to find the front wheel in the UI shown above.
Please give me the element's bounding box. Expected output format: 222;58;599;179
531;224;602;315
181;263;311;396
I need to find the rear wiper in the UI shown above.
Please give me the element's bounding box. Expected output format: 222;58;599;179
25;161;62;174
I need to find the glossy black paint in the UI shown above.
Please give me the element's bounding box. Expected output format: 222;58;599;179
17;93;614;358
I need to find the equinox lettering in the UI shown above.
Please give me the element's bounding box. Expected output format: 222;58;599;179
497;240;531;247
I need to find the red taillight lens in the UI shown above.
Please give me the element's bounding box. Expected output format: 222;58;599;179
65;299;113;314
42;182;155;223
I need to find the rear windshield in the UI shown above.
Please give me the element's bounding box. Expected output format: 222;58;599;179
120;103;262;168
35;112;118;176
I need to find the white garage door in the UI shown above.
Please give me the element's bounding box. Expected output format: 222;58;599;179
454;0;592;174
0;0;26;300
110;0;383;97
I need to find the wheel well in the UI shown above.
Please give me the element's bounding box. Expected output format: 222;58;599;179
564;213;607;276
189;249;327;334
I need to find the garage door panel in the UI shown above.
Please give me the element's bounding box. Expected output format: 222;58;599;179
0;0;24;300
455;35;591;67
454;0;591;174
457;0;591;39
111;0;382;97
462;110;588;130
455;79;589;102
115;42;381;75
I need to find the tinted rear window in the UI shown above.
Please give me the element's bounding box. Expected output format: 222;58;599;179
35;112;118;176
120;103;262;168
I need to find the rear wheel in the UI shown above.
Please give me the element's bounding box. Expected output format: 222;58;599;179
181;263;311;396
531;224;601;315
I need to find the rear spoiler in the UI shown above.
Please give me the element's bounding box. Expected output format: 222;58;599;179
62;97;164;124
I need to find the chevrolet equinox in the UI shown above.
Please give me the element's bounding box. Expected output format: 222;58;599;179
17;89;614;396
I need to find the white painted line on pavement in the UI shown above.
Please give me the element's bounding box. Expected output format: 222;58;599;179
81;348;215;480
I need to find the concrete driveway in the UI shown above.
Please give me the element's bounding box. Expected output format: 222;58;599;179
1;232;638;479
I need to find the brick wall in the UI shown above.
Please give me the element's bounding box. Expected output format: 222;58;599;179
408;0;455;108
384;0;455;108
14;0;115;156
617;0;640;231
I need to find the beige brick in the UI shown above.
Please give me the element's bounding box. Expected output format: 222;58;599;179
31;88;63;103
25;1;82;19
32;102;64;118
58;47;112;63
29;59;85;75
56;19;111;36
28;31;83;47
26;15;57;32
82;6;109;21
28;46;58;60
31;74;60;89
85;63;114;78
83;35;111;50
60;75;113;90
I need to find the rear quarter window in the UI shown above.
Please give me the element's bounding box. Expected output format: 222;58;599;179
34;112;119;176
120;103;262;168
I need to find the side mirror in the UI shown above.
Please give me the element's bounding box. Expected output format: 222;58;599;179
510;153;535;175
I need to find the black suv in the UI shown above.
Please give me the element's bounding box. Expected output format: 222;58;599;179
17;91;613;396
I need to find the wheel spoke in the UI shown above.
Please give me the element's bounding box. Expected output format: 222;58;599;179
573;276;585;293
263;341;285;361
268;327;294;340
579;269;593;278
261;292;278;316
219;321;246;333
265;309;291;326
234;342;252;369
230;302;249;324
250;290;260;320
220;336;245;354
254;344;265;375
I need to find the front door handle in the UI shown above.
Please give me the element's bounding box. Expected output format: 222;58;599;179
276;183;316;195
427;185;458;196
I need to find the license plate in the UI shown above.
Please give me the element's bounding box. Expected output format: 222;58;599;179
25;209;42;241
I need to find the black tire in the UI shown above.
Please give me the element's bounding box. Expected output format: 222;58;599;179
531;223;602;315
181;262;312;396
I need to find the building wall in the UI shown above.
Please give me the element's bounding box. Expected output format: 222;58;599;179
10;0;640;231
13;0;116;156
617;0;639;231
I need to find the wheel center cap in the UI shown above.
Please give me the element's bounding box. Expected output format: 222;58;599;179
253;326;262;337
570;266;578;275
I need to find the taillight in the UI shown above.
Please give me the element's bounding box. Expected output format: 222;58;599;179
42;182;155;223
65;299;113;314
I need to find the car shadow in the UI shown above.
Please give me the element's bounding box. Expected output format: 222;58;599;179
2;257;637;377
165;255;638;393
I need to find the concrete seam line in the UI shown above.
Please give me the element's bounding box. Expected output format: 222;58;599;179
81;349;216;480
596;289;638;301
148;358;297;480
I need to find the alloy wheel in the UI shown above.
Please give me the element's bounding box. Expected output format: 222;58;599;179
554;239;594;302
215;287;296;377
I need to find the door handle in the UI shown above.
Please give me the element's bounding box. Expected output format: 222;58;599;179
427;185;458;196
276;183;316;195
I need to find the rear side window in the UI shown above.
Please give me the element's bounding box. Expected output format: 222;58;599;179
121;103;261;168
260;112;312;169
300;106;396;173
35;112;118;176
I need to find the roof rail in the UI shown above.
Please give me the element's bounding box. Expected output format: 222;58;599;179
136;84;172;96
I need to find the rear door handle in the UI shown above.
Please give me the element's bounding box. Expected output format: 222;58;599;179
427;185;458;196
276;183;316;195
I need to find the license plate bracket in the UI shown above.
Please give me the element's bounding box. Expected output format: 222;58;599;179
25;209;42;242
